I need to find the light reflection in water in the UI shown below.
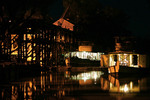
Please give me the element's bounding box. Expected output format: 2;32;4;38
70;71;104;85
71;71;104;81
122;84;129;92
100;75;140;93
0;71;149;100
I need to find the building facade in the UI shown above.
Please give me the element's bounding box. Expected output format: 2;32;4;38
0;19;77;67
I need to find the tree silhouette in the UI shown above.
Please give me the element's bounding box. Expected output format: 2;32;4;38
63;0;130;52
0;0;57;35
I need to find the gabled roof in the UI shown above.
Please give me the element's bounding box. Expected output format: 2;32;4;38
53;18;74;31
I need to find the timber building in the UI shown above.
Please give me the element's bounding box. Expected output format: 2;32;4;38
0;19;76;68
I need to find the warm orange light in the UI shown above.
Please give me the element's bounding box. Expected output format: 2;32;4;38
27;57;32;61
79;46;92;52
27;27;32;30
11;34;19;55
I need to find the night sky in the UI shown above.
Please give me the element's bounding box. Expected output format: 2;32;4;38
50;0;150;39
49;0;64;21
98;0;150;38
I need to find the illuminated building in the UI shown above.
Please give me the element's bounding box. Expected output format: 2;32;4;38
0;3;77;68
100;36;149;73
101;52;147;68
0;20;76;67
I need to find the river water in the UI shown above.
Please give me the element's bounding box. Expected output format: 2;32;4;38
0;70;150;100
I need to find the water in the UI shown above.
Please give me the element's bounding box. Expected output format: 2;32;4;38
0;70;150;100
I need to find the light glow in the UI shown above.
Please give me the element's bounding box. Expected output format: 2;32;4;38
120;84;129;93
65;51;103;61
71;71;104;81
109;53;140;67
11;34;19;55
124;84;129;92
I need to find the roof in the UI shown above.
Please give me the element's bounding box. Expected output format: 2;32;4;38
53;18;74;31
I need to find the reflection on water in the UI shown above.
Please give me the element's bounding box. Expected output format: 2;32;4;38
0;70;150;100
70;71;104;85
100;75;140;93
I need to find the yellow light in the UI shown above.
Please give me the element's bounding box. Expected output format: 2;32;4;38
40;62;42;66
28;27;32;30
27;57;32;61
33;57;36;60
120;84;129;93
29;81;32;88
124;84;129;92
34;86;36;91
40;57;42;60
130;81;133;89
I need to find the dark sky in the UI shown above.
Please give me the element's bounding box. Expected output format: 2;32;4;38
98;0;150;38
50;0;150;38
49;0;63;21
